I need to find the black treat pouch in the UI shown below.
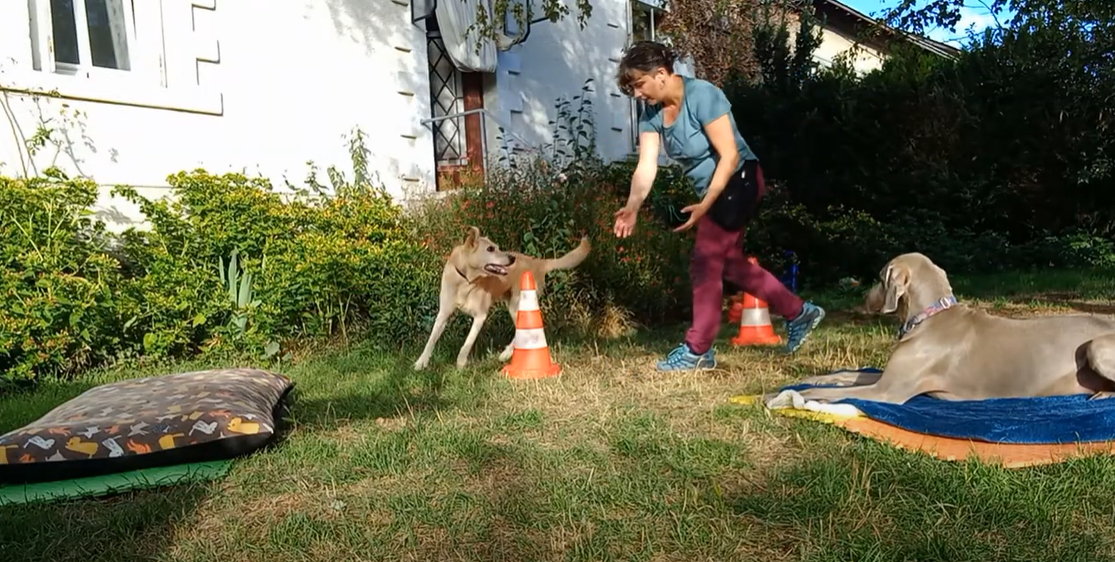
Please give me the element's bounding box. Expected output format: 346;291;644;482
707;159;762;232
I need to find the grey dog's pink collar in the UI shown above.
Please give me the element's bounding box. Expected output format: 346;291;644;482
898;295;958;339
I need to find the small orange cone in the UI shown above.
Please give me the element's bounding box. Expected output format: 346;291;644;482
502;270;562;379
726;292;745;324
730;258;783;346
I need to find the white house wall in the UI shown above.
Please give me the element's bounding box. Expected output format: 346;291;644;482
812;25;886;73
0;0;900;234
0;0;434;231
484;0;637;165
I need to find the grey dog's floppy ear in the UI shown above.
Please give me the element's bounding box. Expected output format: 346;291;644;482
882;264;908;314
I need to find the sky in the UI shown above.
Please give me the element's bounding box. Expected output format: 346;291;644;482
836;0;1014;46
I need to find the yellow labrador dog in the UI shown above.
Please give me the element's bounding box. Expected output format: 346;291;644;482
774;252;1115;405
414;226;591;370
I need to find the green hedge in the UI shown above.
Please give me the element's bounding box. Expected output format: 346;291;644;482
0;164;444;386
724;10;1115;284
0;143;713;385
0;171;123;381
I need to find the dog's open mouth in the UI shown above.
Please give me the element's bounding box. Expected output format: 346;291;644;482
483;263;509;276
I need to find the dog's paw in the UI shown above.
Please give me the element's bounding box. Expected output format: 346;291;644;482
1089;391;1115;401
413;358;429;371
498;346;514;361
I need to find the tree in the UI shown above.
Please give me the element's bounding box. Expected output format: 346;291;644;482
472;0;810;87
470;0;594;49
655;0;816;87
880;0;1113;37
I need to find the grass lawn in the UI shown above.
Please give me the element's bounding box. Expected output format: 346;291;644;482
2;269;1115;562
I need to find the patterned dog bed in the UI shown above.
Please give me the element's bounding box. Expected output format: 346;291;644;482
0;368;294;484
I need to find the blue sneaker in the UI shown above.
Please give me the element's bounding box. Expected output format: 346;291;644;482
656;343;717;372
785;301;825;353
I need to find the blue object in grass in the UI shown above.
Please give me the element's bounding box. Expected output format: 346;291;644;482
781;250;798;292
782;368;1115;445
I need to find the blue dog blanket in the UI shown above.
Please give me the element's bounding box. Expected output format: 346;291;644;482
779;368;1115;445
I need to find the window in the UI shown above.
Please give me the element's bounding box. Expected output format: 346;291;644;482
425;14;485;191
629;0;665;151
13;0;223;115
44;0;136;76
29;0;155;82
631;0;659;43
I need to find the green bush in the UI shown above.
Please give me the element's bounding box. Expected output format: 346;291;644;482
0;131;445;385
0;95;715;385
722;9;1115;285
744;183;1115;287
407;154;698;338
0;170;123;384
110;166;441;360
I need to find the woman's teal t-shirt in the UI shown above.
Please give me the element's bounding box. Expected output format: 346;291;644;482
638;76;758;197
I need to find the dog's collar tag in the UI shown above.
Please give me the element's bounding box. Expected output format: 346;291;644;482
898;294;958;339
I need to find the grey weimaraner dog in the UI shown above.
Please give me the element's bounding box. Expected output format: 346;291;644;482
768;252;1115;406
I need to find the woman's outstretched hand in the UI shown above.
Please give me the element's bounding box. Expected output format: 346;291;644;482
614;206;638;238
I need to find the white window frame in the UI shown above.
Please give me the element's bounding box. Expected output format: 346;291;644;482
34;0;144;78
4;0;222;115
628;0;668;154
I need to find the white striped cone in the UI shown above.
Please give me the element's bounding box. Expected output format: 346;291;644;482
502;270;562;379
731;256;783;346
741;305;774;328
730;291;783;346
513;287;548;350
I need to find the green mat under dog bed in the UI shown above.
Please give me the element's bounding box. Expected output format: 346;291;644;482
0;459;232;506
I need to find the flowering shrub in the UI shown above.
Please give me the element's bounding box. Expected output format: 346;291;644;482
407;156;697;337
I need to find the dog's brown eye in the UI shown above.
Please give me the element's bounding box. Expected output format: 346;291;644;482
487;246;494;252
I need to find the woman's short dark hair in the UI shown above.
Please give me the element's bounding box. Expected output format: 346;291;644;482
616;40;678;96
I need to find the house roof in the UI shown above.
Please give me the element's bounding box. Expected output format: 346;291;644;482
813;0;963;59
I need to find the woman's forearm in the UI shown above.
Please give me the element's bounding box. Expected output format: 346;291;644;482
627;164;656;210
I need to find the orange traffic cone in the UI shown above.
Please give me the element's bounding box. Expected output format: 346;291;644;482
726;292;745;324
730;258;783;346
502;270;562;380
